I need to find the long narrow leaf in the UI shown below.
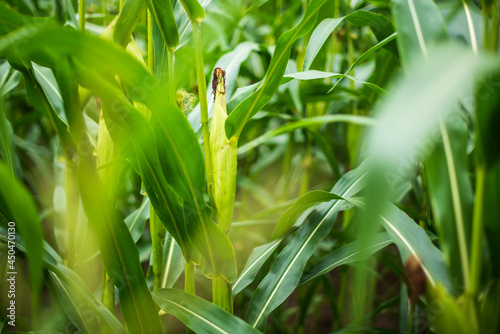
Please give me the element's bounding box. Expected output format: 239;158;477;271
225;0;328;139
245;164;368;330
153;289;261;334
299;232;393;286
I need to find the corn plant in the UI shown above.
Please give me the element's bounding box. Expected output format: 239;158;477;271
0;0;500;333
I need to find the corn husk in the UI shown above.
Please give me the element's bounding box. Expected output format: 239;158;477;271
210;68;237;232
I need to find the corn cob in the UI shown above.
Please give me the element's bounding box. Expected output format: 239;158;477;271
210;68;237;232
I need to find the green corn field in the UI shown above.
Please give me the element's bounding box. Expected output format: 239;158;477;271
0;0;499;333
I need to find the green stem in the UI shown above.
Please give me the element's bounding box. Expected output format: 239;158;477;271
151;210;164;291
148;11;154;72
408;301;415;334
192;20;214;198
490;2;500;51
185;262;196;295
101;270;115;313
168;49;176;105
470;165;485;296
65;158;78;268
79;0;85;31
481;0;491;50
212;276;233;313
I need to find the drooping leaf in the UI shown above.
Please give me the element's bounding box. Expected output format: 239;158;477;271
303;11;395;71
238;114;375;155
245;164;368;330
378;204;452;290
271;190;347;239
299;232;393;286
153;289;261;334
232;237;283;298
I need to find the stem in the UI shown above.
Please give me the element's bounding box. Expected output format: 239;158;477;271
168;49;176;105
148;11;154;73
408;301;415;334
151;210;164;291
101;270;115;313
490;2;500;51
212;276;233;313
470;165;485;296
192;20;214;198
481;0;490;50
65;158;78;268
79;0;85;31
185;262;196;295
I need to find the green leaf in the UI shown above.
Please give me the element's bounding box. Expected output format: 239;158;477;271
424;114;473;291
392;0;447;67
271;190;347;239
329;32;397;93
9;61;75;155
225;0;328;140
0;61;21;97
153;289;261;334
179;0;206;22
439;0;481;53
238;114;375;155
245;164;368;330
142;0;179;50
285;70;389;96
393;0;473;291
161;233;185;288
232;237;283;298
113;0;146;47
0;23;236;280
124;197;150;243
0;227;126;333
78;158;163;333
188;41;259;134
0;162;43;317
299;232;393;286
378;203;451;290
303;11;395;71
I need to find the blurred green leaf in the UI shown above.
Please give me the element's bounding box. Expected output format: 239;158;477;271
392;0;447;67
424;114;473;291
0;227;126;333
113;0;145;47
78;158;163;333
0;163;43;317
179;0;206;22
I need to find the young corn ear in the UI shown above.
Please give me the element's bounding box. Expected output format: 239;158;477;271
210;68;237;232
